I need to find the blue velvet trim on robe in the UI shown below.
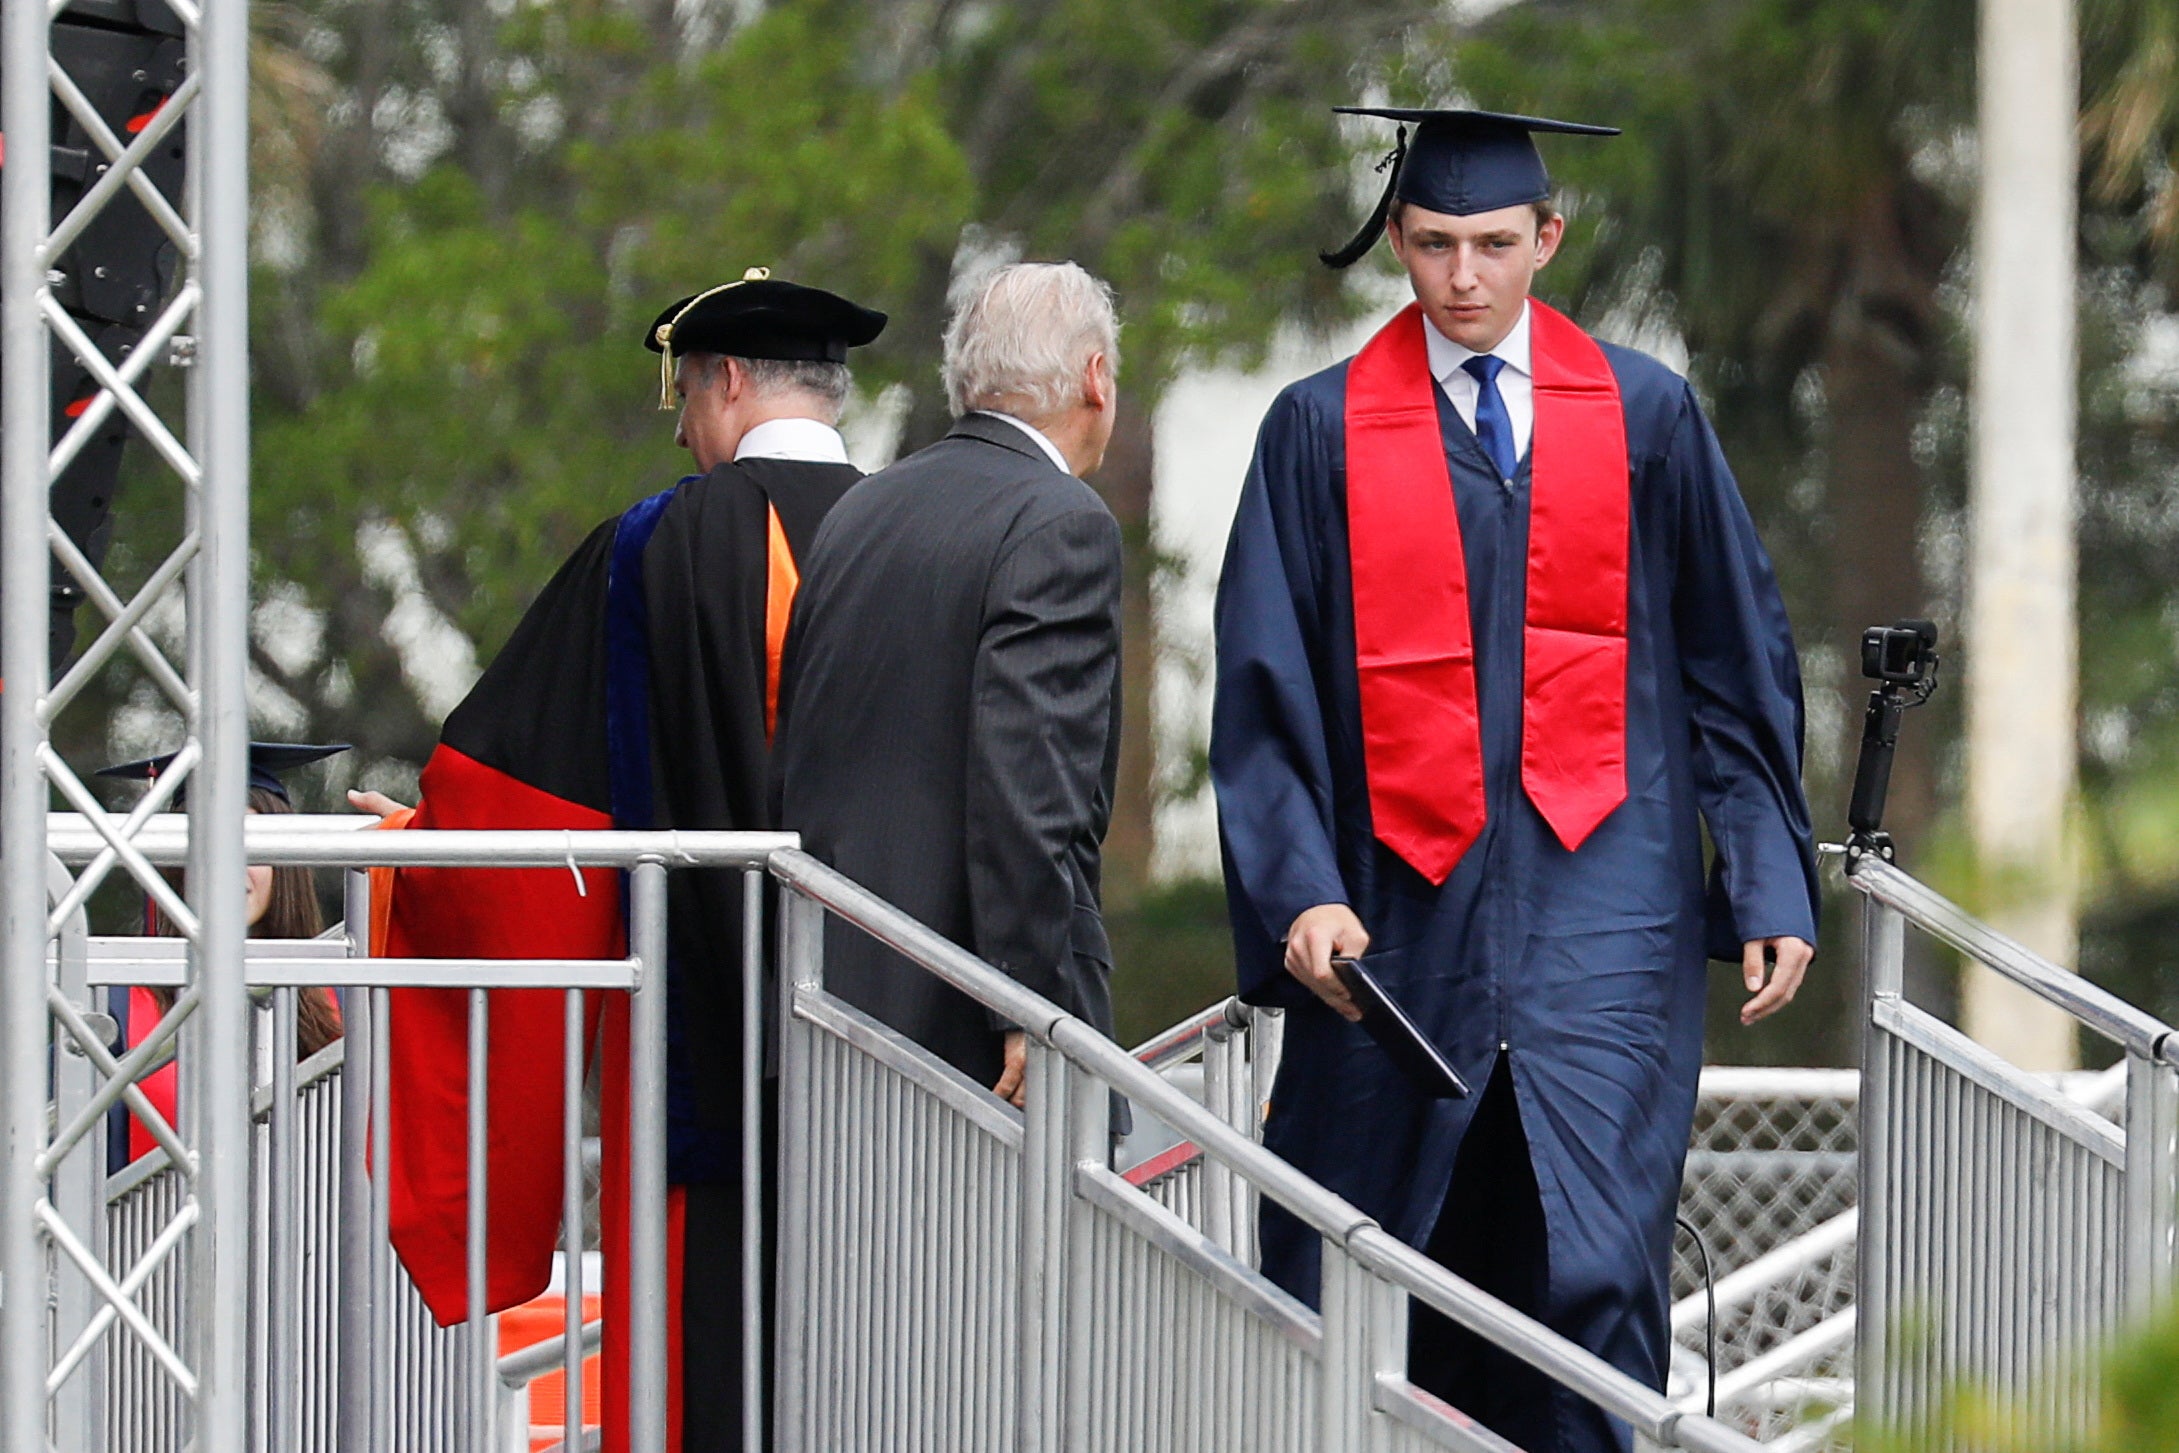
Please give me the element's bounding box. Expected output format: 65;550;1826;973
605;483;710;1179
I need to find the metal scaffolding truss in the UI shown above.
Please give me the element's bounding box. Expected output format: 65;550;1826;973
2;0;254;1448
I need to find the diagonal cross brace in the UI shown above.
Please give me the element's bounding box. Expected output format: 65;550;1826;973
37;1199;197;1397
44;736;196;931
42;523;197;726
46;1193;196;1396
43;60;198;262
44;521;196;717
40;982;196;1179
48;280;201;484
38;295;200;484
39;745;198;937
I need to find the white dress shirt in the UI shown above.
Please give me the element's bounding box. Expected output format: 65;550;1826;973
734;416;852;465
1425;301;1534;467
977;410;1073;475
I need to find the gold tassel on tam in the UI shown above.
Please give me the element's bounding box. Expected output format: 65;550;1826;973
654;266;772;409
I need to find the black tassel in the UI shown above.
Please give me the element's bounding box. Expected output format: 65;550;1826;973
1319;127;1408;269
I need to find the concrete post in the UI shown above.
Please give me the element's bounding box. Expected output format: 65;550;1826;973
1963;0;2080;1069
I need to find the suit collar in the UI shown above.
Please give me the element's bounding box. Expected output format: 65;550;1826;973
947;410;1069;472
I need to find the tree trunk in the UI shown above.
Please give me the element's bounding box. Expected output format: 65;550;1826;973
1820;185;1945;1037
312;8;393;275
1093;394;1159;911
450;0;512;213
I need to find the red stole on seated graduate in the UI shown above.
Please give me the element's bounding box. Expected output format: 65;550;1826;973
1343;299;1629;883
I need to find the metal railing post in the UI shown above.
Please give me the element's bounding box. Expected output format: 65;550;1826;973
49;860;101;1453
268;984;300;1452
466;985;493;1447
1856;881;1906;1428
740;867;765;1452
1061;1050;1109;1447
561;985;587;1453
337;871;374;1452
2124;1049;2179;1319
627;860;670;1450
1201;1021;1237;1254
1320;1239;1395;1453
0;0;56;1442
772;886;823;1453
369;986;394;1444
1017;1039;1068;1453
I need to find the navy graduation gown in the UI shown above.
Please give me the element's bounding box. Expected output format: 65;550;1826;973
1210;333;1817;1442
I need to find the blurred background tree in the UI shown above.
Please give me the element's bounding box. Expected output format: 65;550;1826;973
67;0;2179;1053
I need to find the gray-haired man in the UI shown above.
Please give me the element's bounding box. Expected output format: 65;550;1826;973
774;261;1124;1106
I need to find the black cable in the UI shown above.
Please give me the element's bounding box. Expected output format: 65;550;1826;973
1675;1214;1717;1419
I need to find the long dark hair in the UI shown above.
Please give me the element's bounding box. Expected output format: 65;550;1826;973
148;786;342;1058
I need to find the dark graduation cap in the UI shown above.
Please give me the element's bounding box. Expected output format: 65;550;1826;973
98;742;350;806
645;266;888;408
1321;108;1619;269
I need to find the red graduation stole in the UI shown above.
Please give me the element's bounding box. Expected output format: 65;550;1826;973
1344;299;1629;884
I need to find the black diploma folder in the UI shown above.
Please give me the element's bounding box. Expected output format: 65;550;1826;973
1330;956;1470;1099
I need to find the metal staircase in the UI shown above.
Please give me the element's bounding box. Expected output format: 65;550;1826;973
5;3;2176;1449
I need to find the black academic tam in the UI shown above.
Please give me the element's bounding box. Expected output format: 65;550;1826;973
1322;106;1618;268
645;267;887;365
98;741;349;805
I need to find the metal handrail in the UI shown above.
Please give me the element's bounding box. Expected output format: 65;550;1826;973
768;847;1762;1453
44;812;796;869
1847;853;2178;1061
57;818;1757;1448
1128;995;1251;1071
499;1317;602;1388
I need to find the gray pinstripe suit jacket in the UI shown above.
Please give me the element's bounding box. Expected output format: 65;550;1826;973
774;411;1124;1088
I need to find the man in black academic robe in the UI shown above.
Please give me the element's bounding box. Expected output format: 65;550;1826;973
367;271;885;1453
775;261;1124;1104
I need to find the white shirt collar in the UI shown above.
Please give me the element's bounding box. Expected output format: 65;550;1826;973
733;416;851;466
976;410;1073;475
1423;300;1532;386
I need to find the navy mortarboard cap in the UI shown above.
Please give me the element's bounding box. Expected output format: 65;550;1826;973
1321;108;1619;269
98;742;350;806
646;267;888;408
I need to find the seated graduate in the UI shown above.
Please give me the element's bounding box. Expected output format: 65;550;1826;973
98;741;348;1169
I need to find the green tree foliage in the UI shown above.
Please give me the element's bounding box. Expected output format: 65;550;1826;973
102;0;1448;837
1858;1301;2179;1450
253;4;978;679
71;0;2179;1050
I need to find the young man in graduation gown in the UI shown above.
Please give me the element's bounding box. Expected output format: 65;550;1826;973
363;271;883;1453
774;261;1124;1108
1210;110;1820;1453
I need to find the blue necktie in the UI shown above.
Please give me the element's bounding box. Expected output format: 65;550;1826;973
1462;354;1518;482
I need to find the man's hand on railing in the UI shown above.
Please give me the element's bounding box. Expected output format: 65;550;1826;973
1283;904;1366;1022
1740;936;1814;1026
993;1030;1027;1108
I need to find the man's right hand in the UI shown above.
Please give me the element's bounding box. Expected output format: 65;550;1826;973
1284;904;1368;1022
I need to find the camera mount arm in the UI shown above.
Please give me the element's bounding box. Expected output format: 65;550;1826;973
1847;619;1940;860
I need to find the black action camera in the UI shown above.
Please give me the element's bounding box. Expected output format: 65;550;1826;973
1847;619;1941;854
1860;620;1939;690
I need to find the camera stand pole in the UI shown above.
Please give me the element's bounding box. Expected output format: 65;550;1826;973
1847;684;1911;859
1848;619;1941;862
